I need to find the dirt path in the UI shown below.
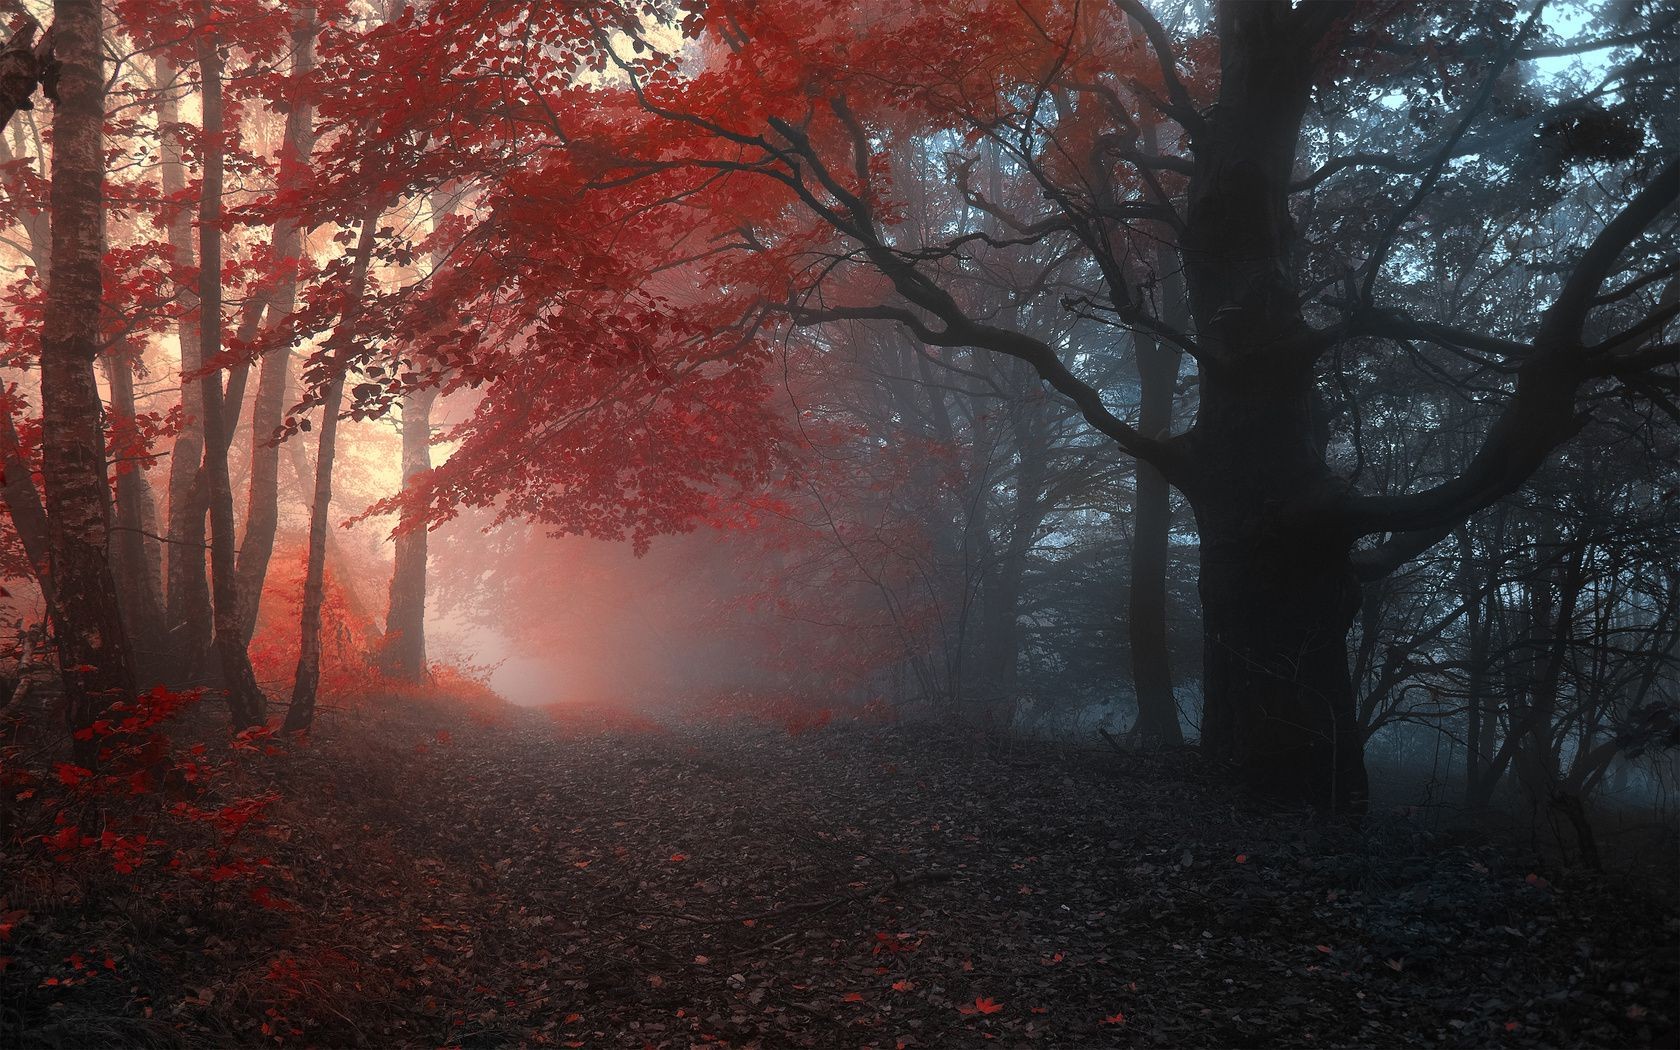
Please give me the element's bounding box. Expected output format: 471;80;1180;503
253;710;1673;1048
9;706;1677;1047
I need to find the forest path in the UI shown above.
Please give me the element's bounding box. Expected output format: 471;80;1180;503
253;705;1673;1048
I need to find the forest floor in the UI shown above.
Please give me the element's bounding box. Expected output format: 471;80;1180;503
4;697;1678;1049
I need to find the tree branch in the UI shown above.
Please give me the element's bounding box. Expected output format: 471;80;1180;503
1341;154;1680;537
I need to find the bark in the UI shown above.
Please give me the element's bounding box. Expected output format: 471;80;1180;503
234;5;316;644
284;211;380;733
0;95;55;620
376;385;435;679
0;20;51;133
0;404;56;616
193;22;265;729
1178;4;1367;810
156;53;211;675
39;0;135;762
970;375;1049;698
1126;251;1184;745
103;344;168;679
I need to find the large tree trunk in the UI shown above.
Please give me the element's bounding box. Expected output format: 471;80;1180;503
155;54;211;676
40;0;136;762
377;385;436;680
1127;252;1184;745
284;211;379;733
193;23;265;728
235;7;316;645
1178;3;1368;811
1193;478;1367;810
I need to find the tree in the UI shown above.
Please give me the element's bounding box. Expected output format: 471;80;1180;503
234;3;318;645
388;0;1677;811
191;11;265;728
376;191;453;682
283;209;379;733
38;0;136;759
154;50;212;677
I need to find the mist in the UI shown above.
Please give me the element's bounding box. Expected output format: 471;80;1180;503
1;0;1677;1046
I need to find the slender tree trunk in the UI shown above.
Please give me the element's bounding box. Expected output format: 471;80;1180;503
0;403;57;617
374;183;453;680
285;211;380;732
40;0;136;762
103;343;167;679
155;54;211;676
972;381;1049;698
192;22;265;729
0;100;57;622
1127;252;1184;745
377;384;436;680
235;7;316;645
1457;524;1499;807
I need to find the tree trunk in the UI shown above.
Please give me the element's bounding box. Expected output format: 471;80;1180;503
0;22;49;133
1193;489;1367;810
1127;251;1184;745
40;0;136;762
0;404;57;618
193;22;266;729
103;343;168;680
235;6;316;645
377;385;436;680
1188;355;1366;810
155;54;211;676
284;211;379;732
1178;3;1368;811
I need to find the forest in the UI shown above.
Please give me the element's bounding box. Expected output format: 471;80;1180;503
0;0;1676;1046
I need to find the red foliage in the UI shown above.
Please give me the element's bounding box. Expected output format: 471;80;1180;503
2;686;281;901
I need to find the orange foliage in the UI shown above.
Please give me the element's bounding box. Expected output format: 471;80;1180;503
245;543;507;723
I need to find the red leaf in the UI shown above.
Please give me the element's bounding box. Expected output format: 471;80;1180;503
43;825;82;855
841;992;864;1003
248;886;298;912
1103;1011;1127;1025
54;764;91;787
959;996;1003;1016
